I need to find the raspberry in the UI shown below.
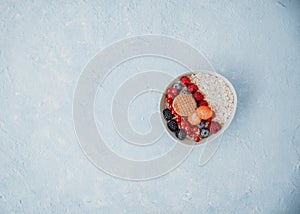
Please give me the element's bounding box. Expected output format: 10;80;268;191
209;121;222;134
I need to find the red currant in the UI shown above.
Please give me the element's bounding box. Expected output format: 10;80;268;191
166;98;173;104
192;126;199;133
171;88;178;95
194;136;200;142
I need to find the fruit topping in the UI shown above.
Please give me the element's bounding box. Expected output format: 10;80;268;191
193;91;204;101
196;106;213;120
209;121;222;134
167;119;179;132
197;100;208;107
172;82;183;91
180;76;191;86
194;136;201;142
200;128;210;138
163;108;174;121
187;83;198;94
175;129;187;140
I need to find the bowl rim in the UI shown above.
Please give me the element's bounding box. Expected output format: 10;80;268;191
159;70;238;146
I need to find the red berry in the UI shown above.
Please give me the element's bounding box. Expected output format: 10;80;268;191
166;88;172;94
184;125;191;132
198;100;208;106
166;93;173;99
194;136;201;142
186;130;192;136
171;109;176;115
180;76;191;86
166;98;173;104
171;88;178;95
168;103;173;110
193;91;204;101
175;117;181;123
180;121;186;127
192;126;199;133
187;84;198;94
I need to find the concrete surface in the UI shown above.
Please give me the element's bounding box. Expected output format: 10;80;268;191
1;0;300;213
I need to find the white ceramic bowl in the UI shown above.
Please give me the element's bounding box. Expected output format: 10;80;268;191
160;70;237;145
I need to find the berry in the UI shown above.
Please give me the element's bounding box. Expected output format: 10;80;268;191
180;121;186;127
194;136;201;142
180;76;191;86
196;106;213;120
166;98;173;104
184;125;191;132
175;129;187;140
197;100;208;107
175;117;181;123
172;82;183;91
167;119;179;132
163;108;174;121
192;126;199;133
179;90;189;94
200;128;210;138
187;84;198;94
209;121;222;134
168;103;173;110
193;91;204;101
171;109;176;115
166;93;173;99
197;120;206;129
171;88;178;95
166;88;172;94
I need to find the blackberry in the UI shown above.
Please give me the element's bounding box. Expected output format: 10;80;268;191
200;128;210;138
167;119;179;132
175;129;187;140
197;120;206;129
163;108;174;121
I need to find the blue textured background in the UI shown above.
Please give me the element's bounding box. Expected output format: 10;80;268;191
1;0;300;213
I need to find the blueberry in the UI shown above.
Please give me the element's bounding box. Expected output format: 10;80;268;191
175;129;187;140
167;119;179;132
179;90;189;94
197;120;207;129
172;82;182;91
200;128;210;138
163;108;174;121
